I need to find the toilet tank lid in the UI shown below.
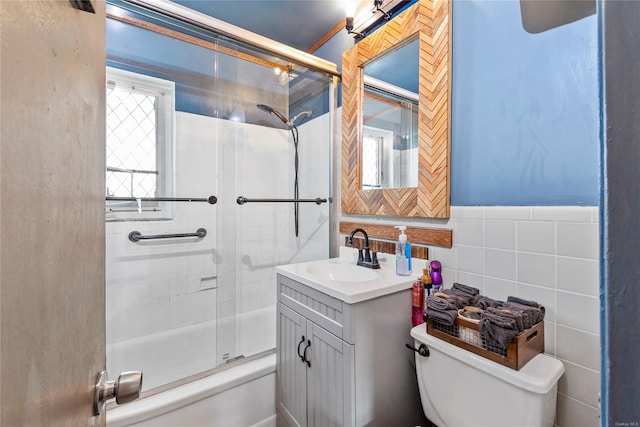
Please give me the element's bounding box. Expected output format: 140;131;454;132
411;325;565;394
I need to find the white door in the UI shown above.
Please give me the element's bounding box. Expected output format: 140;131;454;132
1;1;111;425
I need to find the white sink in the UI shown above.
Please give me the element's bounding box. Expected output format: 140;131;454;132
276;248;415;304
306;263;378;282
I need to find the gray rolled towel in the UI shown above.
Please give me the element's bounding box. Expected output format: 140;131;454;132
507;296;546;321
472;294;500;310
452;282;480;296
480;311;519;351
487;306;527;331
425;295;458;326
440;288;474;308
502;300;544;325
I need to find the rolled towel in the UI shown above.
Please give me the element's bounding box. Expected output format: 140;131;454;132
480;311;519;351
487;306;526;332
425;295;459;326
472;294;501;310
501;301;544;326
440;288;474;308
452;282;480;296
507;296;546;321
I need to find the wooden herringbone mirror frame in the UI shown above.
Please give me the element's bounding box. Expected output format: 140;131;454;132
341;0;451;218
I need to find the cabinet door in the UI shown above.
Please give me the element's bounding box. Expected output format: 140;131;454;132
277;303;308;427
306;322;354;427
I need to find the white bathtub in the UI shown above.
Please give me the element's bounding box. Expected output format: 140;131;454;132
106;353;276;427
106;307;277;426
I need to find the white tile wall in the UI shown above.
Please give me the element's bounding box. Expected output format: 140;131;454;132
340;205;601;427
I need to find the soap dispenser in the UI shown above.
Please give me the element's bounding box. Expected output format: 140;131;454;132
394;226;412;276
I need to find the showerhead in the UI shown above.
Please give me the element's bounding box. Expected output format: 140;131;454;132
257;104;313;129
257;104;289;127
289;110;313;126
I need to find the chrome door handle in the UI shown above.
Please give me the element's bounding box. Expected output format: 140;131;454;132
94;370;143;415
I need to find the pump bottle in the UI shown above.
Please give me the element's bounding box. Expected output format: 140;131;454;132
394;226;412;276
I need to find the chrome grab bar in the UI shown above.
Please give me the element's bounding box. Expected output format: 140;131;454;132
128;228;207;242
236;196;327;205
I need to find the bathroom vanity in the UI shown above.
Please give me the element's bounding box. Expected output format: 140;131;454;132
275;250;427;427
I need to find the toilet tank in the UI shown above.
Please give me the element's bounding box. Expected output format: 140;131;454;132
410;325;564;427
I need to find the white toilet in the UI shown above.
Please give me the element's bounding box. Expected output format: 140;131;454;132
410;324;565;427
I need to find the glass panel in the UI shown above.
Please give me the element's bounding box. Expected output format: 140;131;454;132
105;2;332;393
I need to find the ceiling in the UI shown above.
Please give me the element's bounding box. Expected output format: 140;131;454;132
171;0;350;52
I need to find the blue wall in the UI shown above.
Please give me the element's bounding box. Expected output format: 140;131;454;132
108;0;600;206
450;0;599;205
320;0;599;206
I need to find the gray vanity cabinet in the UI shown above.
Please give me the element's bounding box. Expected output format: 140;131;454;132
277;303;353;427
276;273;426;427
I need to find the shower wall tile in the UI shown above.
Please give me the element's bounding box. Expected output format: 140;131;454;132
339;206;600;427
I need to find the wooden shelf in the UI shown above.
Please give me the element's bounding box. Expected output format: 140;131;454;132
345;236;429;260
339;221;453;248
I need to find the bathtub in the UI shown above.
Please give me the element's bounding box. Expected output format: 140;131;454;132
106;307;277;426
106;353;276;427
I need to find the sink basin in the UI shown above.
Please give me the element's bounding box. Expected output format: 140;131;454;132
306;263;378;282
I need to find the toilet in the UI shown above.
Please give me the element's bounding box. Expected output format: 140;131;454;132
410;324;565;427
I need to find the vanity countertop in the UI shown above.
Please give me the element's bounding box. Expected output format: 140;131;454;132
276;247;418;304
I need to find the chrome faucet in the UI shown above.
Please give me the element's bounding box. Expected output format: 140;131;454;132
347;228;380;269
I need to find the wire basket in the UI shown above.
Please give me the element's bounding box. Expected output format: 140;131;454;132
426;315;544;370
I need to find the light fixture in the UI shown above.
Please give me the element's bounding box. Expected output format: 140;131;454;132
346;0;404;38
373;0;392;20
345;1;365;38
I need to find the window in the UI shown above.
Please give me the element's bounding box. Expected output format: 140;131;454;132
105;67;174;218
362;134;383;189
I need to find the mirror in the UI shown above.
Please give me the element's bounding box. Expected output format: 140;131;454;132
362;38;419;190
341;0;451;218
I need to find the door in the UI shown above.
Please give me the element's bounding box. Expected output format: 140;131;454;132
276;303;308;427
306;322;353;427
1;1;107;425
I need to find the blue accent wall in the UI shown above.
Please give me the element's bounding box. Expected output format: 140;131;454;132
450;0;599;206
317;0;599;206
108;0;600;206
